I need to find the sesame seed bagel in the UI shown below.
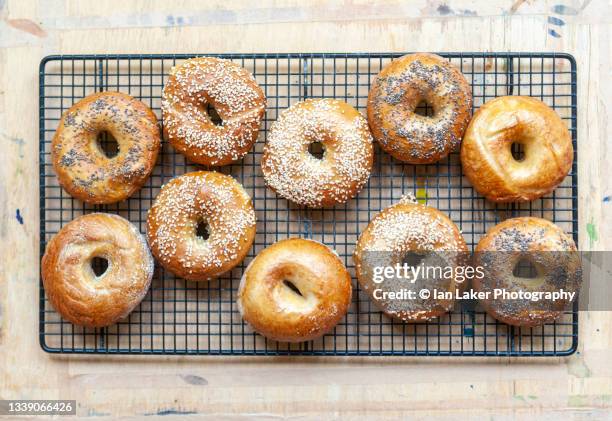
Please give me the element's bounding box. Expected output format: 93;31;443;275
52;92;161;204
147;171;256;281
41;213;154;328
261;98;374;208
162;57;266;166
367;53;472;164
238;238;352;343
353;198;468;322
461;96;573;202
473;217;581;327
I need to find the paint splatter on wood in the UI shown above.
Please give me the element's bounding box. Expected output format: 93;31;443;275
416;188;428;204
552;4;579;15
568;355;592;378
548;16;566;26
146;408;197;416
587;222;598;248
15;208;23;225
509;0;527;14
437;4;477;16
6;19;47;38
180;374;208;385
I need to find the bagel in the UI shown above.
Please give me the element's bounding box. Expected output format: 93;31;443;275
146;171;256;281
52;92;160;204
473;217;581;327
367;53;472;164
354;198;468;322
238;238;352;342
41;213;154;328
261;98;373;207
461;96;573;202
162;57;266;166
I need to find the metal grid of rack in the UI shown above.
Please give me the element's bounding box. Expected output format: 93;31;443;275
39;53;578;356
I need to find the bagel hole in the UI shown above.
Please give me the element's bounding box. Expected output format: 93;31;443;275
402;251;426;267
414;100;435;117
308;141;326;160
513;258;539;279
91;256;109;277
96;132;119;158
511;142;526;162
283;280;304;297
195;220;210;240
205;103;223;126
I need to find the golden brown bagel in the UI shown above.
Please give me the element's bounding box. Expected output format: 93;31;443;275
41;213;154;328
367;53;472;164
162;57;266;166
147;171;256;281
237;238;352;342
353;198;468;322
261;98;373;207
52;92;161;204
461;96;573;202
473;217;581;327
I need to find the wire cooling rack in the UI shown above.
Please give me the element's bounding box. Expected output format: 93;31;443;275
39;53;578;356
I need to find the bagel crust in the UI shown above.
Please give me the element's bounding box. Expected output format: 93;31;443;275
146;171;256;281
41;213;154;328
473;217;581;327
367;53;472;164
461;96;573;202
353;199;468;322
237;238;352;342
52;92;161;204
162;57;266;166
261;98;373;208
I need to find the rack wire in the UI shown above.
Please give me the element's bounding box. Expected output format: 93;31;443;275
39;53;578;356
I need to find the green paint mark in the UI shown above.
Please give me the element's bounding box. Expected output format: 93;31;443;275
568;395;589;407
416;188;428;204
527;395;537;400
569;394;612;407
587;221;598;248
568;356;592;378
514;395;527;402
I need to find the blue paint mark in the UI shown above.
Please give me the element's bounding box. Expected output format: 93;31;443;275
166;15;185;26
460;9;478;16
463;327;474;337
603;196;611;202
15;209;23;225
303;220;312;238
180;374;208;385
87;409;111;417
552;5;579;15
148;409;197;416
548;16;565;26
548;29;562;38
436;4;477;16
437;4;452;15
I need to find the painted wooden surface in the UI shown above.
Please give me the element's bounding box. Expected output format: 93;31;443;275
0;0;610;419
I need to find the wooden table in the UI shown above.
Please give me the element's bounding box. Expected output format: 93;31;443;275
1;1;610;419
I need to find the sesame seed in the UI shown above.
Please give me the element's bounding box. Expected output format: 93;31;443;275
261;98;373;207
147;171;256;279
162;57;266;165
